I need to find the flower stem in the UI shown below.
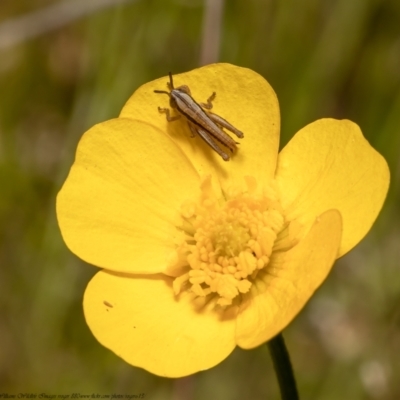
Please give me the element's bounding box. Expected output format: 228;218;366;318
267;333;300;400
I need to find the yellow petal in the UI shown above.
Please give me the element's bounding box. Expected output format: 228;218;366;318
275;119;389;256
120;63;280;191
236;209;342;349
84;270;237;377
57;118;200;273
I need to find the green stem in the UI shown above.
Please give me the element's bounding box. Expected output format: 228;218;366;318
267;333;299;400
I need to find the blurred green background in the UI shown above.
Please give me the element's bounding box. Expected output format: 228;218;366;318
0;0;399;399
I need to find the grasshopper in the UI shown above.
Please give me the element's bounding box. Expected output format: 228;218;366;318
154;72;244;161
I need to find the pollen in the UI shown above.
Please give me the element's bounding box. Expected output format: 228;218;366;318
173;176;298;307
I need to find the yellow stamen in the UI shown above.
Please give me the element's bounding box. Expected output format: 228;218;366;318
173;176;298;308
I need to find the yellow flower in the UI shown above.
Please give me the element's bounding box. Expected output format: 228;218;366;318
56;63;390;377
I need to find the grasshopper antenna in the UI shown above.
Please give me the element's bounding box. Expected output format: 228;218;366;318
168;72;174;89
154;72;175;95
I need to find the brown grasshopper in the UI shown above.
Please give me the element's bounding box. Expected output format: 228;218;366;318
154;73;244;161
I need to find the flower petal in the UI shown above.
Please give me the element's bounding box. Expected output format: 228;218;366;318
57;118;201;273
84;270;237;377
236;209;342;349
120;63;280;191
275;119;390;256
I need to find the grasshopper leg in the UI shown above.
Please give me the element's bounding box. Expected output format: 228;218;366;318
200;92;216;110
158;107;181;122
205;112;244;139
187;122;229;161
200;93;244;139
187;122;197;138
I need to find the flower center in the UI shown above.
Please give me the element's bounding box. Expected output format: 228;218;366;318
172;176;295;307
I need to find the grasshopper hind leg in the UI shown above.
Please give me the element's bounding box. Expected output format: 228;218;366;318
205;111;244;139
187;122;229;161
